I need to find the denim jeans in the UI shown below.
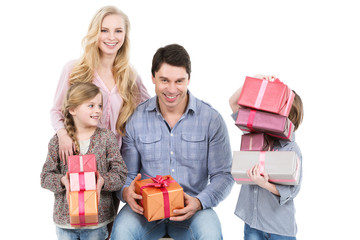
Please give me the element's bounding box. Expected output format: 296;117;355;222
110;204;222;240
244;224;296;240
56;225;108;240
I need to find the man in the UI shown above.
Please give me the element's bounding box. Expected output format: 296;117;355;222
111;44;234;239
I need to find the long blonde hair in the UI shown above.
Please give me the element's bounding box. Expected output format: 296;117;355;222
68;6;139;136
62;83;102;154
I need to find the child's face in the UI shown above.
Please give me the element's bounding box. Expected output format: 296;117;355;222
70;93;103;129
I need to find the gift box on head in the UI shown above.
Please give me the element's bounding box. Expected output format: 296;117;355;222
68;154;97;173
235;108;294;141
69;190;98;227
231;151;300;185
238;76;294;117
240;133;273;151
135;175;184;222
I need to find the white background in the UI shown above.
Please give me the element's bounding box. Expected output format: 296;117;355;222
1;0;359;239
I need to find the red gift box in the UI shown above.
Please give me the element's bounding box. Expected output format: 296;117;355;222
237;76;294;117
235;108;294;141
240;133;273;151
68;154;97;173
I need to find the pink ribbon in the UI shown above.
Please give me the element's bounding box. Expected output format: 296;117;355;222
258;151;266;175
78;191;85;226
254;80;268;109
78;172;86;191
140;175;175;219
246;110;257;131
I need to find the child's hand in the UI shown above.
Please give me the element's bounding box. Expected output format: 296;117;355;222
61;173;70;206
95;171;104;204
247;164;269;188
253;74;277;82
247;164;280;196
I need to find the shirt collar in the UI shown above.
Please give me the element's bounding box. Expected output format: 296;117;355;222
145;90;196;115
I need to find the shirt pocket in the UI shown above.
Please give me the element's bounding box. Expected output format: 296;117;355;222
181;133;207;161
138;134;162;162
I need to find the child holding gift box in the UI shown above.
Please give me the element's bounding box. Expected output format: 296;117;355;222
41;82;128;239
229;77;304;239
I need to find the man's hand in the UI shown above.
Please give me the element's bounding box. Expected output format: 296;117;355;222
122;173;144;214
170;192;202;221
57;128;75;165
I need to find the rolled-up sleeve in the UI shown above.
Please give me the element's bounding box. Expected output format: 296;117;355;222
276;143;302;205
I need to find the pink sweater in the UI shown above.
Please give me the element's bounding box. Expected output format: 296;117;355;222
50;60;150;147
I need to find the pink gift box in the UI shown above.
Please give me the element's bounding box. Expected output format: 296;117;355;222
237;76;294;117
68;154;97;173
240;133;273;151
235;108;294;141
70;172;96;192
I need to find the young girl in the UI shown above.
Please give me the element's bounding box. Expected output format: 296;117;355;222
230;78;304;240
41;82;128;239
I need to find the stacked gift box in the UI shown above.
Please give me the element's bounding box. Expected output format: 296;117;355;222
135;175;184;222
231;76;300;185
68;154;98;226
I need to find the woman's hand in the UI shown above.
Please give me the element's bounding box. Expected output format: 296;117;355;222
57;128;74;165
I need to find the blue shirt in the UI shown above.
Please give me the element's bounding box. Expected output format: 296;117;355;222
117;91;234;209
234;135;303;237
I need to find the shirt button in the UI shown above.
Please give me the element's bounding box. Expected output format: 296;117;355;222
170;151;173;155
170;133;173;136
172;169;175;172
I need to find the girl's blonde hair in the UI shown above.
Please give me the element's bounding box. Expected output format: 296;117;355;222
289;90;304;131
68;5;139;136
62;83;102;154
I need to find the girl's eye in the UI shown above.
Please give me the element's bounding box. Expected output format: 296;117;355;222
116;30;122;33
99;104;103;109
89;104;94;108
101;29;107;32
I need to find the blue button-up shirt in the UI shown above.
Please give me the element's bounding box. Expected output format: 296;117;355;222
234;136;303;237
117;91;234;209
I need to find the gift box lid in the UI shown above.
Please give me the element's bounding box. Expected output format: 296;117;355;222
68;154;97;173
237;76;294;116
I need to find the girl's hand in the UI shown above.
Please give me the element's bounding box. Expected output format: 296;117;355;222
96;171;105;204
57;128;75;165
247;164;280;196
61;173;70;206
247;164;269;188
253;74;277;82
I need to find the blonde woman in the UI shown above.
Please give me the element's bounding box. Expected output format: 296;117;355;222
51;6;150;163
